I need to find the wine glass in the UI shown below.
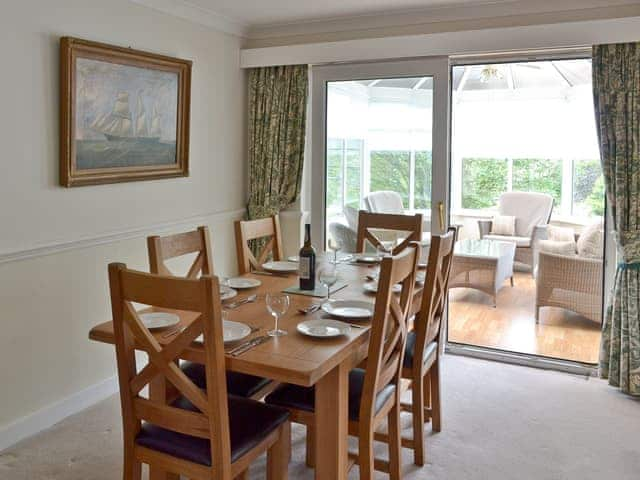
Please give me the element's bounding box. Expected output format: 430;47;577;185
317;265;338;302
266;293;290;337
328;238;342;264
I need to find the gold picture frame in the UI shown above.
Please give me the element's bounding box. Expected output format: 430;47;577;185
60;37;191;187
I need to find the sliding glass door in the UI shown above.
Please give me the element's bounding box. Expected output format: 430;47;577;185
310;58;451;249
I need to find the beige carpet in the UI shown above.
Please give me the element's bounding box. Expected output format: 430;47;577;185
2;355;640;479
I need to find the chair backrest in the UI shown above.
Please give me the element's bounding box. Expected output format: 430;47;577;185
147;226;214;278
108;264;232;478
498;192;554;238
234;215;283;274
359;242;421;423
364;191;405;214
412;227;458;371
356;210;423;254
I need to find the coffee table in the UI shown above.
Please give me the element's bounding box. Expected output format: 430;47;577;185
449;238;516;307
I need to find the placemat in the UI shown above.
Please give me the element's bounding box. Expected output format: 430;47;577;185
283;282;348;298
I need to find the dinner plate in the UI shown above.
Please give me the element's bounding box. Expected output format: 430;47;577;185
353;254;381;264
195;320;252;344
140;312;180;330
262;261;299;273
297;319;351;338
225;277;261;289
220;285;238;301
321;300;374;319
363;282;402;294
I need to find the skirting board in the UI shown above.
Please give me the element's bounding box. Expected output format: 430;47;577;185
0;376;118;453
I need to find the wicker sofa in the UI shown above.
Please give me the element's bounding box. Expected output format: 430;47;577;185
535;226;604;324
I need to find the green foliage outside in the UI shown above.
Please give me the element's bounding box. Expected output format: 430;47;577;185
573;159;605;216
370;151;411;207
326;139;363;210
414;151;432;209
462;158;508;209
512;158;562;207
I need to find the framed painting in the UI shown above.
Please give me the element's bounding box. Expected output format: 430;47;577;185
60;37;191;187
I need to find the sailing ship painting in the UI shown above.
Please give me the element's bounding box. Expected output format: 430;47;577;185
74;57;178;170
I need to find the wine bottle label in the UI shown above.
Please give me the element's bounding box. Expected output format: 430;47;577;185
299;257;311;279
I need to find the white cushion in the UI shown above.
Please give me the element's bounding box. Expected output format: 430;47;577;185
538;239;576;256
491;215;516;236
364;191;404;214
343;206;359;231
483;234;531;247
577;221;604;259
498;191;554;238
547;225;575;242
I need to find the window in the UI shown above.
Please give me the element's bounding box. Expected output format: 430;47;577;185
326;138;363;215
370;151;410;207
461;158;508;209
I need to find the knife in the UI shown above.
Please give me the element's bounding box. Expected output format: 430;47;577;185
227;336;261;355
230;335;272;357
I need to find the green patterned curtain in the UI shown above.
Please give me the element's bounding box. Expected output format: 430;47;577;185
593;42;640;395
247;65;308;220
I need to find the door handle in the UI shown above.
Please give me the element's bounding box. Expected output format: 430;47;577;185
438;201;445;231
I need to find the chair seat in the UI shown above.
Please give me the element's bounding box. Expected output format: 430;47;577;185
181;361;271;398
403;330;438;368
483;234;531;247
135;395;289;466
264;368;395;421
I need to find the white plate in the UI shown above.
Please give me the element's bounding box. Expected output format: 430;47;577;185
262;261;299;273
220;285;238;301
297;319;350;338
195;320;252;344
363;282;402;294
353;254;381;264
321;300;374;319
415;271;426;283
287;255;300;262
226;277;261;289
140;312;180;330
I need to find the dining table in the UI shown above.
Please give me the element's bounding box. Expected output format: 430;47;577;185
89;253;424;480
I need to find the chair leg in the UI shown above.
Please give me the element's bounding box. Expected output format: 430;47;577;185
267;422;290;480
305;424;316;467
431;360;442;433
423;371;432;412
388;403;402;480
235;471;249;480
411;373;426;466
358;425;375;480
122;450;141;480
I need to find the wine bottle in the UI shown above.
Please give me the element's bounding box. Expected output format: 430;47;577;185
299;223;316;290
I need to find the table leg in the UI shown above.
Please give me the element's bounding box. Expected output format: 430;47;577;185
149;375;180;480
314;362;349;480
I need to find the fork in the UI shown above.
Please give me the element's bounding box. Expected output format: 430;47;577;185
226;294;258;310
298;304;321;315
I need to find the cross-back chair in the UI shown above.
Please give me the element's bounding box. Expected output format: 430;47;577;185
356;210;423;255
147;227;273;400
147;226;214;279
234;215;284;274
378;227;457;466
108;263;290;480
265;242;421;480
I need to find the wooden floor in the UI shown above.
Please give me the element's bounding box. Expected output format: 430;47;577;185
448;271;602;364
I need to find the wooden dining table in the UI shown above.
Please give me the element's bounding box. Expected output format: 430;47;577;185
89;255;423;480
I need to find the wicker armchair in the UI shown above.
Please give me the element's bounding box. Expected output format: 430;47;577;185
535;251;603;324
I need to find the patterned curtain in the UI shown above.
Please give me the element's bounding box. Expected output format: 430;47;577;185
593;42;640;395
247;65;308;220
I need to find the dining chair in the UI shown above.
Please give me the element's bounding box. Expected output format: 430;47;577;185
378;227;457;466
147;227;273;400
265;242;421;480
107;263;290;480
356;210;423;255
234;215;284;274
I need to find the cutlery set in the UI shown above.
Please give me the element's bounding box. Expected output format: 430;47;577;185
227;335;272;357
225;294;257;309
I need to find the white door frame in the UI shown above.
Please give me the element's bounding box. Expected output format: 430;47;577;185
310;57;451;248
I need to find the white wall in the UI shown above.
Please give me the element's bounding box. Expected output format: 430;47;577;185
0;0;245;447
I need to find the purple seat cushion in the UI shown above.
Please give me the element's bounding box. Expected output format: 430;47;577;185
265;368;395;421
403;330;438;368
135;394;288;465
181;361;271;398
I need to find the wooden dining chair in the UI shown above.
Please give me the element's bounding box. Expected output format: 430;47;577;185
108;263;290;480
356;210;423;255
265;242;421;480
147;227;272;400
378;227;457;466
147;226;214;278
234;215;284;274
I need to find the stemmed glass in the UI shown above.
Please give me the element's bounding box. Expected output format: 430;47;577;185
266;293;290;337
317;264;338;303
328;238;342;264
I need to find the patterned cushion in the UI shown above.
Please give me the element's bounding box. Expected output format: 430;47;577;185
547;225;576;242
490;215;516;236
577;221;604;259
